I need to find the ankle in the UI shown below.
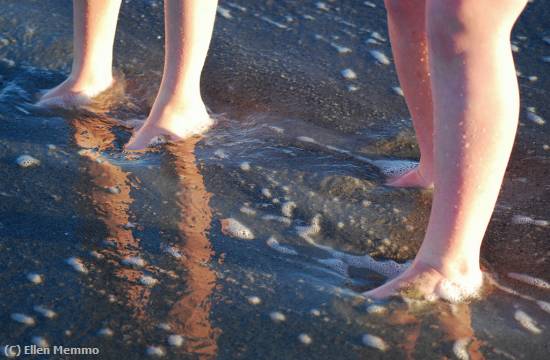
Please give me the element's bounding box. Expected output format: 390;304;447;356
414;256;481;282
67;71;113;93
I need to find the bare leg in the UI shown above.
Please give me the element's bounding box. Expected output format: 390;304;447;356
125;0;218;150
38;0;121;107
365;0;526;301
383;0;434;188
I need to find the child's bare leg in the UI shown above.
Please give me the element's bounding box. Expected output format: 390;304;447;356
125;0;218;150
384;0;434;188
38;0;121;107
365;0;526;301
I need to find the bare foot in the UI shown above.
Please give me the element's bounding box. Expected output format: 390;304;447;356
37;76;113;108
125;100;214;151
386;166;434;188
363;260;483;303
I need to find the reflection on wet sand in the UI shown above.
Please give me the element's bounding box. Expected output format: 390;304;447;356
390;303;483;360
73;115;152;320
166;138;220;358
74;117;219;356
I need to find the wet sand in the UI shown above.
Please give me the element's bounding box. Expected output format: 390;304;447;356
0;0;549;359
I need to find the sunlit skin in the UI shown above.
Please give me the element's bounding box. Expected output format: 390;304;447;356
166;139;220;358
38;0;218;150
365;0;527;300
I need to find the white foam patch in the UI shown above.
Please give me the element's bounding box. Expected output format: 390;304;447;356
240;206;257;216
267;236;298;256
259;16;288;29
167;335;184;347
364;1;376;8
66;257;88;273
366;304;387;315
221;218;255;240
16;155;40;168
122;256;146;268
33;305;56;319
527;111;545;126
268;125;284;134
162;245;183;259
217;6;233;19
146;345;166;357
296;214;322;238
261;188;272;198
536;300;550;314
297;136;317;144
318;258;349;276
240;161;251;171
341;68;357;80
372;159;418;177
11;313;35;326
97;328;114;337
511;215;548;226
262;215;292;225
436;275;483;304
507;272;550;290
247;296;261;305
281;201;296;218
31;336;49;348
362;334;388;351
514;309;542;334
369;50;391;65
269;311;286;322
27;273;43;284
392;86;404;96
298;333;312;345
452;338;471;360
140;275;159;287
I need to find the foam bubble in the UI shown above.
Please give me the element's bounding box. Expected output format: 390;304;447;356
217;6;233;19
436;276;482;303
66;257;88;274
366;304;387;315
167;334;184;347
369;50;390;65
507;272;550;289
163;245;183;259
146;346;166;357
11;313;35;326
240;162;251;171
527;111;545;126
452;338;471;360
221;218;255;240
27;273;43;284
392;86;404;96
33;305;56;319
341;69;357;80
97;328;114;337
297;136;317;144
262;215;292;225
247;296;262;305
309;309;321;317
267;236;298;256
364;1;376;8
240;206;257;216
372;159;418;177
316;2;329;11
281;201;296;218
296;214;322;238
298;333;312;345
268;126;285;134
16;155;40;168
261;188;272;198
536;300;550;314
31;336;49;348
362;334;388;351
269;311;286;322
514;309;542;334
140;275;159;287
318;258;349;276
122;256;146;268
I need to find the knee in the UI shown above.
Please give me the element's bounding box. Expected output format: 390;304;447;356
428;0;527;55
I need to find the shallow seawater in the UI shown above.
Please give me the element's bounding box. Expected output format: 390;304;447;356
1;0;550;359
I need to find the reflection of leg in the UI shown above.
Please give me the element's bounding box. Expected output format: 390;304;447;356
168;140;219;357
73;117;151;320
365;0;526;301
126;0;218;150
39;0;121;107
384;0;434;188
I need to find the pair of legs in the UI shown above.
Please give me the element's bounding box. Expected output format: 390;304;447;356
366;0;526;300
39;0;218;150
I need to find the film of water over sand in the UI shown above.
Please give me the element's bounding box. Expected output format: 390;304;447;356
0;0;549;359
